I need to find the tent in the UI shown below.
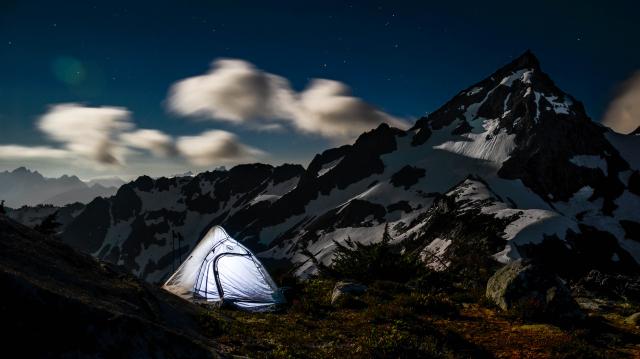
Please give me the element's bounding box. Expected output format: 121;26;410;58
163;226;284;311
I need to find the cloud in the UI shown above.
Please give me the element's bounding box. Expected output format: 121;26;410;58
602;72;640;134
167;59;292;124
2;103;266;173
167;59;409;140
293;79;410;138
0;145;70;159
176;130;264;166
38;104;133;165
120;129;177;157
35;104;182;166
2;103;264;170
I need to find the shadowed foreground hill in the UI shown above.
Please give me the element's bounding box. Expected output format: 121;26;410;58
0;215;219;358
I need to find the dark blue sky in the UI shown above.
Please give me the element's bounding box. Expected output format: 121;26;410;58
1;0;639;178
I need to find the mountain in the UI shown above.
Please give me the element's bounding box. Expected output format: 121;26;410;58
87;176;127;188
6;202;85;229
0;167;121;207
0;214;219;357
52;51;639;283
59;163;305;282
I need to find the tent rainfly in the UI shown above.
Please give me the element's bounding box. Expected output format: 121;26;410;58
163;226;284;311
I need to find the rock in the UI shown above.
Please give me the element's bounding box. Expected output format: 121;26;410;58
486;260;583;321
625;313;640;327
331;281;367;308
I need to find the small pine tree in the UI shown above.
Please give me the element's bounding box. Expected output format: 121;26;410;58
0;200;5;215
34;213;61;236
381;222;392;243
309;223;425;283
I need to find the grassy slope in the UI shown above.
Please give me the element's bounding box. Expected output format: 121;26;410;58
0;215;219;358
204;279;640;358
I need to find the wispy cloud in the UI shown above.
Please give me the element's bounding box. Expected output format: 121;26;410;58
38;104;134;165
120;129;177;157
167;59;410;140
176;130;264;166
0;145;70;159
0;103;267;171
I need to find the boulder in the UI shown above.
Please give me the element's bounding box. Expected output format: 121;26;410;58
331;281;367;308
486;260;583;321
625;313;640;327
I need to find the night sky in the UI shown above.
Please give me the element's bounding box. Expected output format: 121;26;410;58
1;1;639;179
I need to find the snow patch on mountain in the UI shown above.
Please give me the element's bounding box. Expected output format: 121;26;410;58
450;179;577;264
500;69;530;87
466;86;483;96
606;131;640;169
570;155;608;174
317;156;344;177
251;176;300;206
433;118;516;163
421;238;452;271
292;224;389;277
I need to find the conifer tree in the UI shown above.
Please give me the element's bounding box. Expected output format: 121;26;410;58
34;213;61;236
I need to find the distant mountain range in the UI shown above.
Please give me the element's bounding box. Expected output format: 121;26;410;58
0;167;125;208
13;52;640;284
86;176;128;189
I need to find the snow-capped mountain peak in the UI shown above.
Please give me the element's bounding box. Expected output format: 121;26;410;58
44;51;640;283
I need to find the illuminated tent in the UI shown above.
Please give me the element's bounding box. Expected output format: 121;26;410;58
163;226;283;311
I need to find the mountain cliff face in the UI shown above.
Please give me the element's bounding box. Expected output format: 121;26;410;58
53;52;639;283
60;163;304;282
252;51;640;277
0;167;120;207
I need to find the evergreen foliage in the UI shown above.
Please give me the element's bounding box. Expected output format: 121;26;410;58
34;213;61;236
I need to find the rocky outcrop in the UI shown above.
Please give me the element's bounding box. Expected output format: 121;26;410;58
331;281;368;308
390;166;426;189
625;313;640;327
486;260;583;321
